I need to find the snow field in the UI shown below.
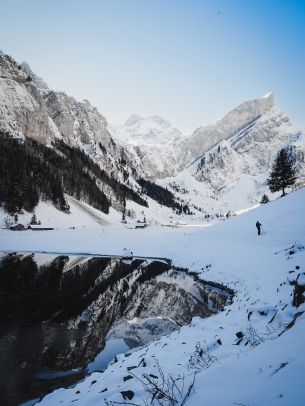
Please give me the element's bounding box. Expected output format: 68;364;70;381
1;188;304;405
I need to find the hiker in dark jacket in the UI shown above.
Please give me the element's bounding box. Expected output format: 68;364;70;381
256;221;262;235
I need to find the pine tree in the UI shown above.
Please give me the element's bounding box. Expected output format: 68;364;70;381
30;213;37;225
267;147;297;196
260;194;270;204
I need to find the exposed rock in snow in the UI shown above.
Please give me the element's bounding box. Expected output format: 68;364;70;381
41;90;118;163
20;61;49;89
194;107;302;188
182;92;275;163
111;92;304;188
1;50;304;219
112;114;186;179
0;53;56;143
0;52;150;217
160;106;305;214
113;114;184;146
0;53;122;171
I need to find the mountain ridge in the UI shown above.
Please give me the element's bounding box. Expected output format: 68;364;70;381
1;51;304;221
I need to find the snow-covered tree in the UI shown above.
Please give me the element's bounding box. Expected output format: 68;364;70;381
30;213;37;225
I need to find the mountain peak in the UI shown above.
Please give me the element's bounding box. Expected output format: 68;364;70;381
114;115;183;146
262;91;274;99
20;61;49;89
124;114;144;126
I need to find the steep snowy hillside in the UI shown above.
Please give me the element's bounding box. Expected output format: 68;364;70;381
1;50;304;221
4;187;304;406
0;53;55;143
20;61;49;90
113;114;184;146
0;53;152;219
0;52;123;175
112;114;186;179
194;106;305;191
112;93;278;179
161;106;305;214
181;92;275;164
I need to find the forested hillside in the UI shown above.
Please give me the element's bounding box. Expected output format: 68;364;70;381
0;132;147;215
138;178;190;214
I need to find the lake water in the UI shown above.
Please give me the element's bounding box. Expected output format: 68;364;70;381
0;252;232;405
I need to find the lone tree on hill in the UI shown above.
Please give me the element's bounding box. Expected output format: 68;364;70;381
267;147;297;196
260;194;270;204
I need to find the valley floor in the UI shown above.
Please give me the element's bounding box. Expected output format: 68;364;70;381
1;189;305;405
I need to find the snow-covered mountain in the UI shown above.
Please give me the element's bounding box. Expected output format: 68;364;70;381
112;94;305;213
112;93;305;191
113;114;184;146
0;52;150;216
0;53;121;174
112;114;186;179
160;105;305;214
1;50;304;221
182;92;275;164
20;61;49;90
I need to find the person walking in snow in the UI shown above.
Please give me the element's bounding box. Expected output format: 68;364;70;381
256;221;262;235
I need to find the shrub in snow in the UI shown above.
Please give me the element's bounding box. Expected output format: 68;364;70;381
130;360;196;406
260;194;270;204
189;342;217;371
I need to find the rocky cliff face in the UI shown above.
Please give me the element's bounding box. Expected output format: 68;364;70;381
159;106;305;214
194;106;303;190
115;92;304;212
0;52;147;214
0;54;56;143
20;61;49;90
183;92;275;164
112;92;302;182
113;114;184;146
1;50;304;216
112;114;186;179
0;52;125;176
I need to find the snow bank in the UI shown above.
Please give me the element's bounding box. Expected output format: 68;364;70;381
1;188;305;406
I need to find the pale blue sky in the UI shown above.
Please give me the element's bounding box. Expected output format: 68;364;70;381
1;0;304;133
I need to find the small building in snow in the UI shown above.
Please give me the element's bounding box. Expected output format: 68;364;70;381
28;225;54;231
135;223;148;229
10;224;26;231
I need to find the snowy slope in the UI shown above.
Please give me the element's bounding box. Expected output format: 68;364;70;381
111;93;278;179
1;49;304;224
0;52;150;217
160;107;305;215
193;106;305;189
112;114;184;146
20;61;49;90
111;114;186;179
111;93;305;217
180;92;275;164
0;52;125;177
0;195;122;230
4;187;304;406
111;93;305;220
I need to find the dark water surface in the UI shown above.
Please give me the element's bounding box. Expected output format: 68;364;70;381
0;252;232;405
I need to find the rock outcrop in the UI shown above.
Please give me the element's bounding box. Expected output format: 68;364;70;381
0;52;124;176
